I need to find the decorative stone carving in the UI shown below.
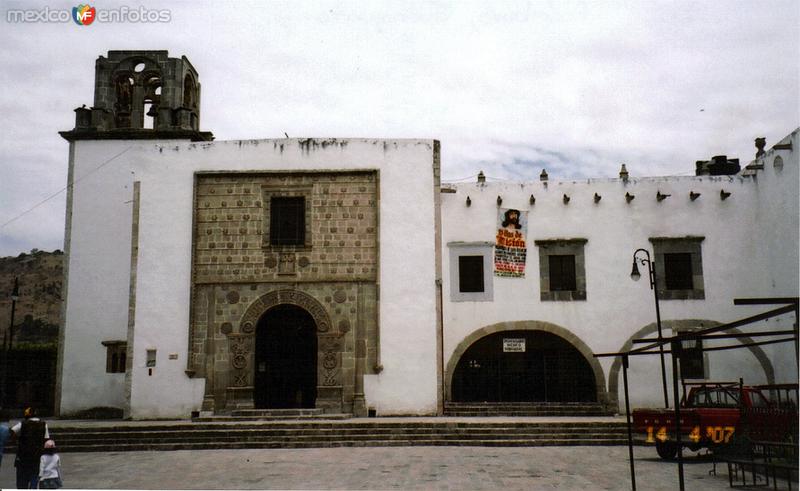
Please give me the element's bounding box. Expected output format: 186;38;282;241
323;353;337;369
227;335;253;387
240;290;332;334
232;353;247;369
333;290;347;303
319;337;342;387
278;253;296;274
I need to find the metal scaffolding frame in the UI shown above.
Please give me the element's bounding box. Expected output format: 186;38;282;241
594;297;799;491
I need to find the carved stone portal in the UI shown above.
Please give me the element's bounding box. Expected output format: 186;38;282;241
224;290;341;411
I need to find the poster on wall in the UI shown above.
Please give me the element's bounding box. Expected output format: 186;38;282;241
503;338;526;352
494;207;528;277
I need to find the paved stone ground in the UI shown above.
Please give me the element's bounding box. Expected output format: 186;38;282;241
0;445;741;490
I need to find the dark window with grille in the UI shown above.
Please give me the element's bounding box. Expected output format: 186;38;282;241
103;342;127;373
549;255;576;291
458;255;484;293
270;197;305;246
664;253;693;290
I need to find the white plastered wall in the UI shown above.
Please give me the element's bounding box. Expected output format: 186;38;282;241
59;140;184;415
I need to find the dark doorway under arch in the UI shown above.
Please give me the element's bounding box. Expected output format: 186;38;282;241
452;330;596;402
254;304;317;409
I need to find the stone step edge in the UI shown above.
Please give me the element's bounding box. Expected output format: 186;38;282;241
19;439;634;452
443;403;607;406
32;432;625;447
47;422;627;433
47;427;628;437
50;427;628;437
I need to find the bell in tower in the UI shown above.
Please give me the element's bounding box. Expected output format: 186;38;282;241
61;50;213;142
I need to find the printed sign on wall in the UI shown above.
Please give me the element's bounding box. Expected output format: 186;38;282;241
503;338;526;352
494;208;527;277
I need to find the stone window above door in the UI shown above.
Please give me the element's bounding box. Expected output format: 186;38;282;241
262;185;313;250
535;238;587;301
269;196;305;246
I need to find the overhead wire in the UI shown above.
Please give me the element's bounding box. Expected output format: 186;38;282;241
1;146;133;230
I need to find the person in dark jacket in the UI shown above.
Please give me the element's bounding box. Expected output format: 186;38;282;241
11;407;49;489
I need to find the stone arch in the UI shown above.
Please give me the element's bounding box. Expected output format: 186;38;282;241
239;290;332;335
606;319;776;408
111;56;161;129
445;320;609;405
183;73;197;108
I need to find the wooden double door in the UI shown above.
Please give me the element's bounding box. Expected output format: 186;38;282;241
254;305;318;409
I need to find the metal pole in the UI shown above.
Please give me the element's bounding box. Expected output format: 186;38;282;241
0;330;6;408
4;277;19;410
793;304;798;369
671;340;685;491
650;258;669;409
622;355;636;491
633;249;670;409
8;296;16;350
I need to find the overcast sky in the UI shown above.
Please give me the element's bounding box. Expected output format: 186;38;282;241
0;0;798;257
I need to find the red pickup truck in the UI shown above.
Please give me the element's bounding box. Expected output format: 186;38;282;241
632;382;798;460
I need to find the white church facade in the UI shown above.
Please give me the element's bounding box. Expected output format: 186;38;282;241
56;51;798;419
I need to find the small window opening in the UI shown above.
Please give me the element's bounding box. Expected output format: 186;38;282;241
458;256;484;293
664;253;693;290
549;255;576;291
270;197;305;246
146;349;157;368
102;341;127;373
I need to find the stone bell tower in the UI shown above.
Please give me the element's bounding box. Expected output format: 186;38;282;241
60;50;213;141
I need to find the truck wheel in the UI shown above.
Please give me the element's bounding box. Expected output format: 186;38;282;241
656;441;678;460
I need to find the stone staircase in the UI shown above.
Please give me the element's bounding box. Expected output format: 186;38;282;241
194;408;353;422
444;402;614;417
16;419;629;452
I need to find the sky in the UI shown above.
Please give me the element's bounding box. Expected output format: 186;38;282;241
0;0;798;257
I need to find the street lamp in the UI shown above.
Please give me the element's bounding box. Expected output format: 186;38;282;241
630;249;670;408
2;277;19;409
8;277;19;347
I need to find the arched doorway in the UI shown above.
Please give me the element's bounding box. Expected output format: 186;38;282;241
451;330;597;402
254;305;318;409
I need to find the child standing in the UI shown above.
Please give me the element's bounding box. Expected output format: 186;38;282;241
38;440;62;489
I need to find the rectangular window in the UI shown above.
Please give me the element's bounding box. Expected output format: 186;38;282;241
102;341;127;373
535;239;587;301
548;254;576;291
146;349;157;368
650;236;705;300
449;243;493;302
270;197;305;246
458;255;485;293
664;252;693;290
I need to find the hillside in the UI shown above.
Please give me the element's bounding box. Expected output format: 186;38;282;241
0;249;63;347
